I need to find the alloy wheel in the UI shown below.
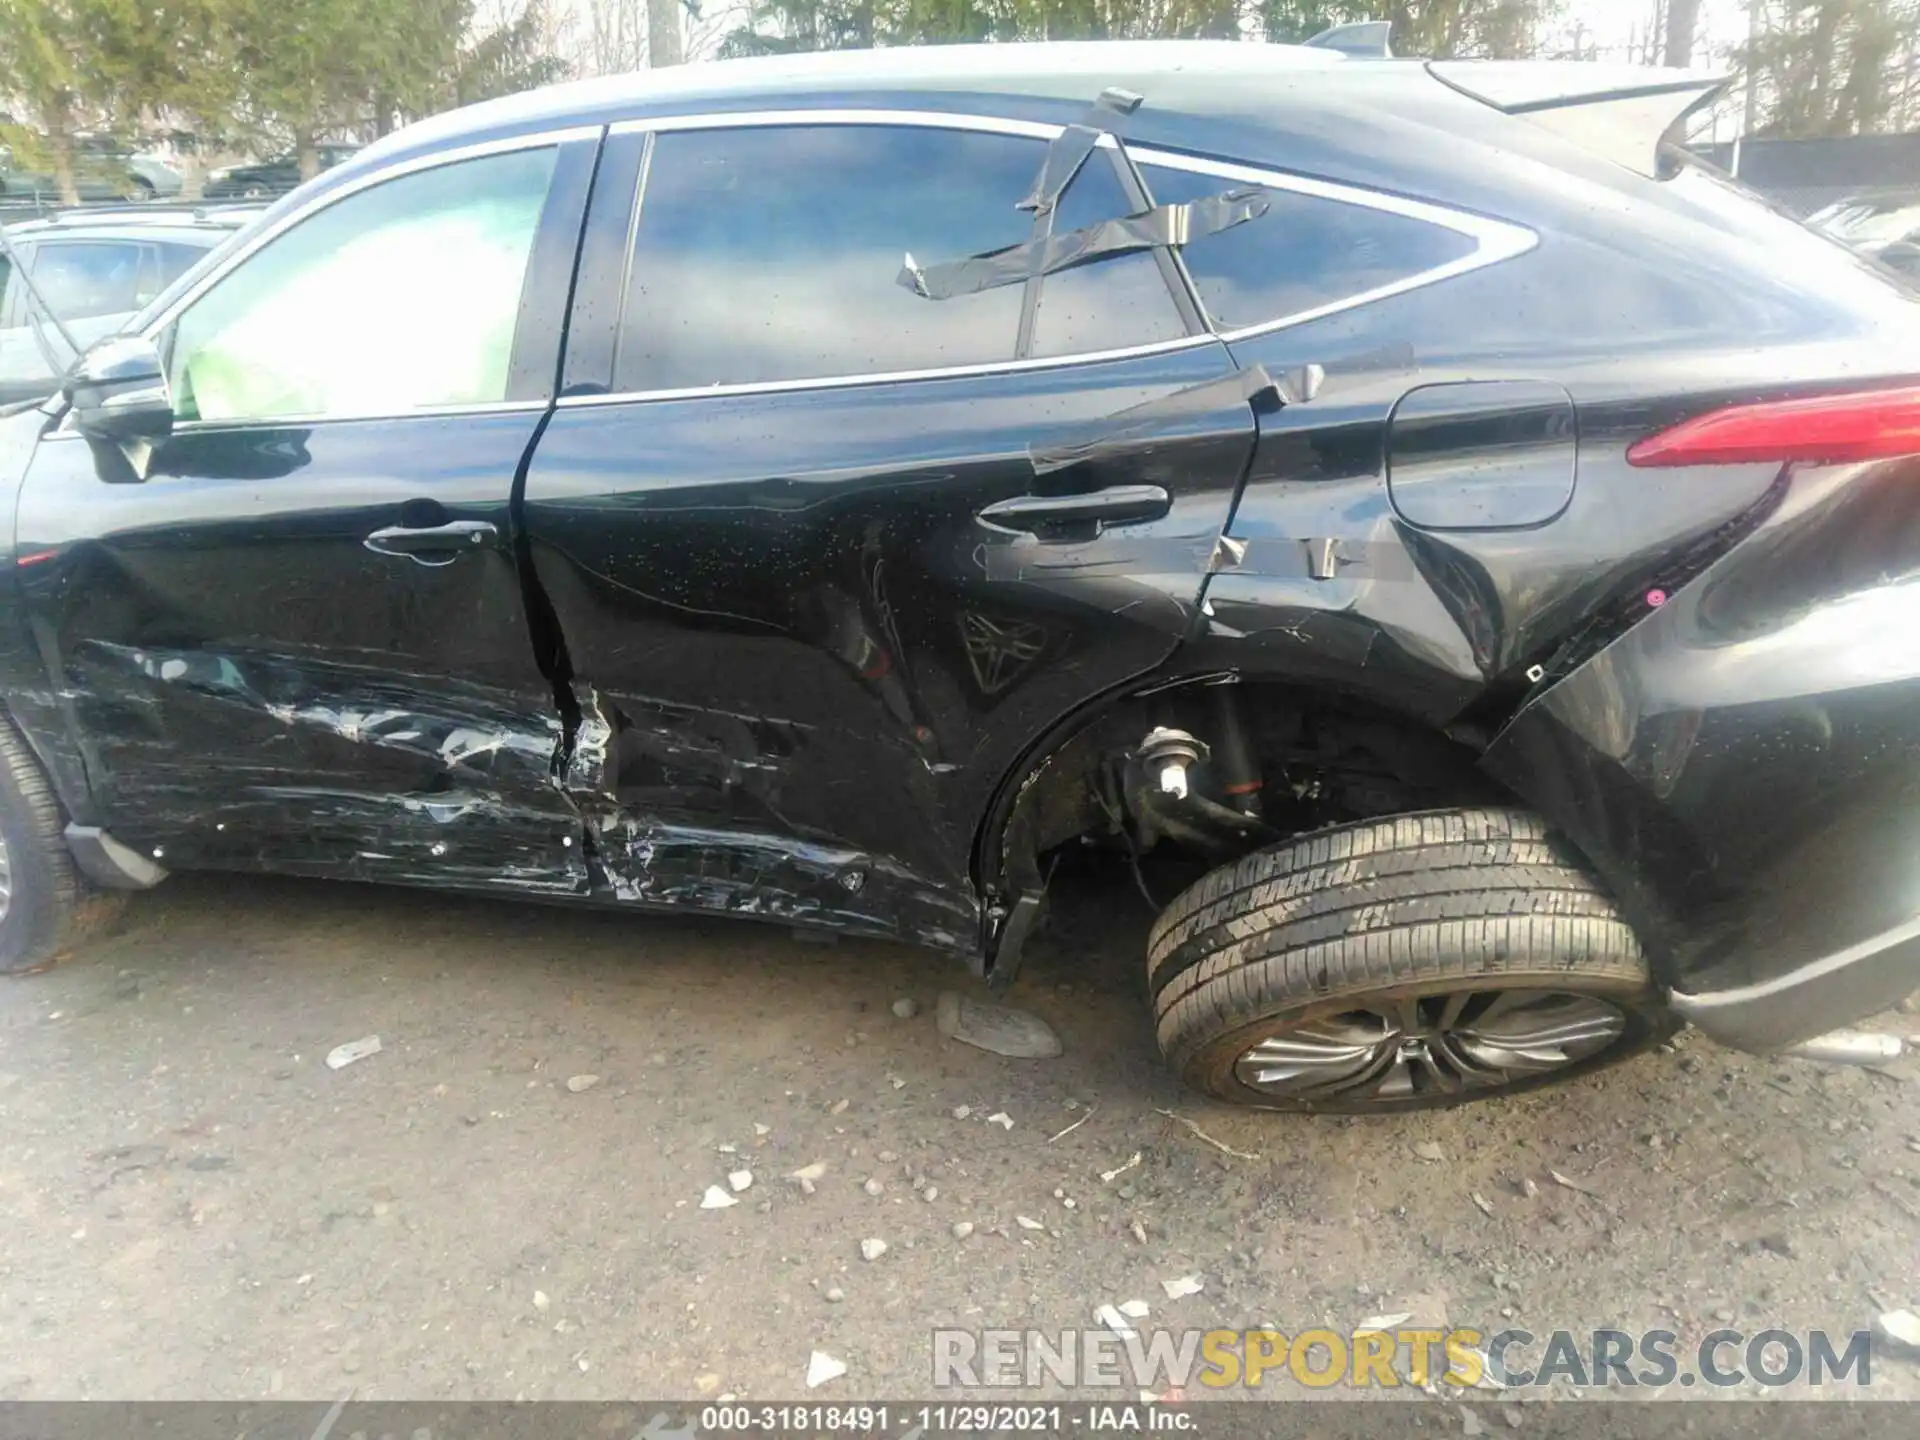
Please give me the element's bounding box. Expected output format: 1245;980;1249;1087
1233;989;1628;1103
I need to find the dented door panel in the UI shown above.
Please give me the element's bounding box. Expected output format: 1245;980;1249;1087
13;415;587;893
522;344;1257;947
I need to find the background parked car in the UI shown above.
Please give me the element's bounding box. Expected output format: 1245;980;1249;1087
0;207;256;405
203;144;361;200
0;136;182;206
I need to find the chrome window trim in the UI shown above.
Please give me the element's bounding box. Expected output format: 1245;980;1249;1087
170;399;553;432
606;109;1067;142
557;334;1223;408
47;398;551;440
138;124;603;342
563;108;1538;406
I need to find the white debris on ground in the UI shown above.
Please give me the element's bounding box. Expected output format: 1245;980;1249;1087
699;1186;737;1210
860;1238;887;1261
727;1170;753;1192
805;1351;847;1387
565;1074;599;1093
1161;1275;1204;1299
324;1036;381;1070
1877;1308;1920;1354
1550;1168;1599;1196
1094;1304;1137;1337
1356;1312;1414;1332
936;991;1063;1059
987;1112;1015;1130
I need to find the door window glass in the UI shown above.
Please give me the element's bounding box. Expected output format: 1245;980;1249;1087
617;125;1033;391
1141;163;1480;332
616;124;1186;391
32;242;147;321
1030;150;1185;359
168;147;556;422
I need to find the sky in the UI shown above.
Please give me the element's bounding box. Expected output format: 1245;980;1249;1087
561;1;1761;77
1557;1;1748;62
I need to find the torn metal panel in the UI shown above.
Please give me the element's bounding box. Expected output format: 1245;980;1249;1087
176;786;588;893
900;190;1270;302
1016;87;1144;215
562;684;809;808
65;640;587;892
583;812;977;956
81;641;563;786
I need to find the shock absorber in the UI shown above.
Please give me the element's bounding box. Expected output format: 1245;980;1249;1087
1211;684;1264;819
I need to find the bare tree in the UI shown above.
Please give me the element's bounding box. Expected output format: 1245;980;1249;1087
1665;0;1701;66
649;0;686;63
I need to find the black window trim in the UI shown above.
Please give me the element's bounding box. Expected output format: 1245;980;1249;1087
556;107;1539;409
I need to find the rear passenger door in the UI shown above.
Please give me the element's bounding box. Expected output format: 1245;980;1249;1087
522;116;1261;949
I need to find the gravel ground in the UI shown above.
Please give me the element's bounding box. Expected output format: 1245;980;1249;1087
0;867;1916;1402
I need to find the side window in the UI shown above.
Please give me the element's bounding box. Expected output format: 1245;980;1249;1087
613;124;1186;392
31;242;147;322
1141;163;1480;333
167;147;556;423
1029;151;1186;360
152;241;208;295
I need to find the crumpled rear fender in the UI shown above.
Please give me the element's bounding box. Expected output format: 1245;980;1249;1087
1482;456;1920;1050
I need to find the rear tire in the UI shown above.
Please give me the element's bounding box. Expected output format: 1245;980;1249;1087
0;720;93;974
1147;810;1668;1111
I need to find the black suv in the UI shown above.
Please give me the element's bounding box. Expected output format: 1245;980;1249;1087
3;43;1918;1111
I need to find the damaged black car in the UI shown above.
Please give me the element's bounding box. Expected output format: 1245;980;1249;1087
4;40;1919;1111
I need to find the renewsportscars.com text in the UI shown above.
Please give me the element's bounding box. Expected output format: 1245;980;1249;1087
932;1326;1875;1391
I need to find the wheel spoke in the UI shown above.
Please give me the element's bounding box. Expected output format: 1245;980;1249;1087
1435;990;1473;1031
1407;1043;1465;1094
1390;997;1424;1035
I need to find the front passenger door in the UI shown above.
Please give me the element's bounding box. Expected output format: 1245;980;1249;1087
14;134;600;893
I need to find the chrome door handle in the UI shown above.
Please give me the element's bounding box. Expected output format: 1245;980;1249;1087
363;519;498;567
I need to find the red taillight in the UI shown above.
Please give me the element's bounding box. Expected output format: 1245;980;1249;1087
1627;386;1920;468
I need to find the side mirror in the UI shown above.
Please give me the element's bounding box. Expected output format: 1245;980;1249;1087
66;335;174;449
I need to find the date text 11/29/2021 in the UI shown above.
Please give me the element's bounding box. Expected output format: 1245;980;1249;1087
698;1406;1179;1433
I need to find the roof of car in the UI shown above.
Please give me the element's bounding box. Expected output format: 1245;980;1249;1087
364;40;1355;161
2;205;265;243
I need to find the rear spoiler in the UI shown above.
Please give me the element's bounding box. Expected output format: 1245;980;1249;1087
1306;21;1393;58
1429;60;1730;178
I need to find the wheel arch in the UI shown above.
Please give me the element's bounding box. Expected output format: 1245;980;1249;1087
971;665;1517;975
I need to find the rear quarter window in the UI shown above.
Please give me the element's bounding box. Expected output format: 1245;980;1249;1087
1141;163;1481;333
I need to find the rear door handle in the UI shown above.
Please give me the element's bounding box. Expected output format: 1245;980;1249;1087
977;484;1172;535
364;519;498;567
